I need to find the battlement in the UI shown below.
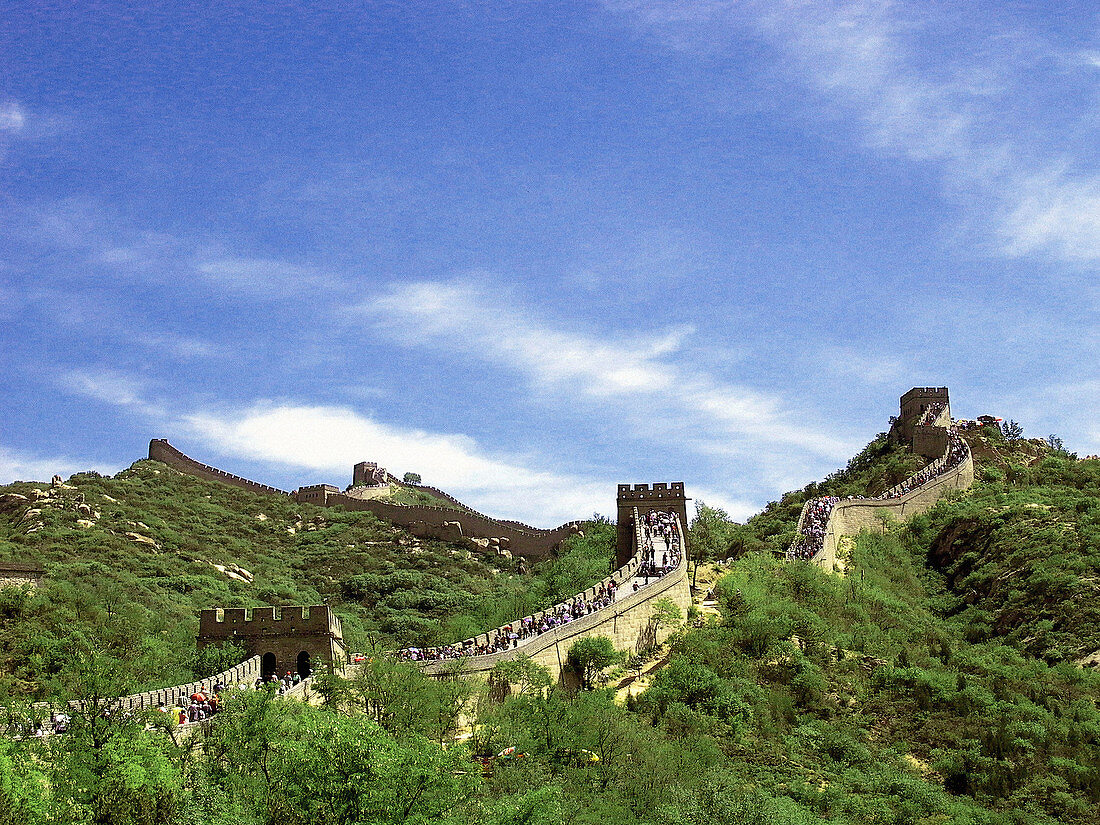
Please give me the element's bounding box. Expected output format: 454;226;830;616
615;482;690;567
353;461;388;487
616;482;687;501
900;386;949;404
198;605;341;637
897;388;951;443
149;439;290;496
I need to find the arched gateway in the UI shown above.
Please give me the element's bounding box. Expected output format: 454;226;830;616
197;605;345;681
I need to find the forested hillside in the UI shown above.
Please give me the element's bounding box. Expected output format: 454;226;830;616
2;425;1099;825
0;459;612;700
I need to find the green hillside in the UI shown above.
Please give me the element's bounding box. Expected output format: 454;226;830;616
2;425;1100;825
0;459;612;700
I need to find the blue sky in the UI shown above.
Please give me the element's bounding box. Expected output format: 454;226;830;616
2;1;1099;525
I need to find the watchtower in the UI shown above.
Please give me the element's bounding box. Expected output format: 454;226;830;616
352;461;388;487
197;605;346;681
897;387;950;442
615;482;690;568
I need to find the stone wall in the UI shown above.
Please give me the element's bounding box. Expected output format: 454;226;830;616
815;451;974;569
322;494;583;560
197;605;345;678
116;655;264;712
0;564;44;589
416;511;692;683
616;482;689;567
149;439;581;560
149;439;290;497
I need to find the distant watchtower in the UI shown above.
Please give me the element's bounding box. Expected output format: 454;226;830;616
197;605;346;681
352;461;388;487
896;387;952;458
616;483;690;568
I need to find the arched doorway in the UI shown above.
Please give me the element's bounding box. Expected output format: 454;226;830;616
261;652;277;682
297;650;311;679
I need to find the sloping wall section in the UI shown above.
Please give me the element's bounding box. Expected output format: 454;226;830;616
148;439;582;559
789;388;974;571
415;510;692;682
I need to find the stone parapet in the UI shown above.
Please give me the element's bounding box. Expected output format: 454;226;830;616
148;440;290;496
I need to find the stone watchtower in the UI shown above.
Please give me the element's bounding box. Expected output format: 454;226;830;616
897;387;951;459
615;482;690;568
197;605;346;681
352;461;388;487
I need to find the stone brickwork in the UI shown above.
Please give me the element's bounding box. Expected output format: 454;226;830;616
352;462;388;487
149;439;290;496
416;511;692;684
0;563;44;589
197;605;345;680
149;439;583;560
116;655;264;713
794;387;973;571
616;482;690;567
897;387;950;442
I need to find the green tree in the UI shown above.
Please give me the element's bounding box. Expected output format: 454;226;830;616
567;636;622;690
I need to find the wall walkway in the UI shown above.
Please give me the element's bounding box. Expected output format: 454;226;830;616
412;509;692;683
789;395;974;571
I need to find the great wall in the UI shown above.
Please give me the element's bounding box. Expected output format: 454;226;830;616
99;387;974;709
788;387;975;570
148;439;584;560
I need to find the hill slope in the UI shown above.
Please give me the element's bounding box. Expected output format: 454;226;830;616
0;460;611;699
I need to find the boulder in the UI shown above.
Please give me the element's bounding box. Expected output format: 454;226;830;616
124;532;161;549
0;493;28;513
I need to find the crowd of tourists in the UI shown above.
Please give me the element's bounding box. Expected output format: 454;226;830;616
872;431;969;501
395;511;683;663
917;402;947;426
162;671;305;726
787;496;840;561
788;428;970;561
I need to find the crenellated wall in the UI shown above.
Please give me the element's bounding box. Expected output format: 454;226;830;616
148;439;290;496
197;605;345;679
415;512;692;682
815;452;974;569
791;387;974;571
148;439;583;559
616;482;690;567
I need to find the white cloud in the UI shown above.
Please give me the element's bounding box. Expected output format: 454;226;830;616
196;258;338;297
184;403;613;526
0;444;89;484
132;332;219;359
59;369;166;419
360;279;853;461
608;0;1100;266
688;487;761;523
0;102;26;133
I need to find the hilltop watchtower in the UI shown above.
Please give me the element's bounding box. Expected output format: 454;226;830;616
616;482;690;568
895;387;953;459
352;461;388;487
197;605;346;681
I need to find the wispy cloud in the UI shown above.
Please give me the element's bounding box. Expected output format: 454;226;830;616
607;0;1100;267
132;332;219;360
0;443;90;484
184;403;613;525
0;101;26;133
59;368;165;419
358;278;853;462
195;258;339;297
